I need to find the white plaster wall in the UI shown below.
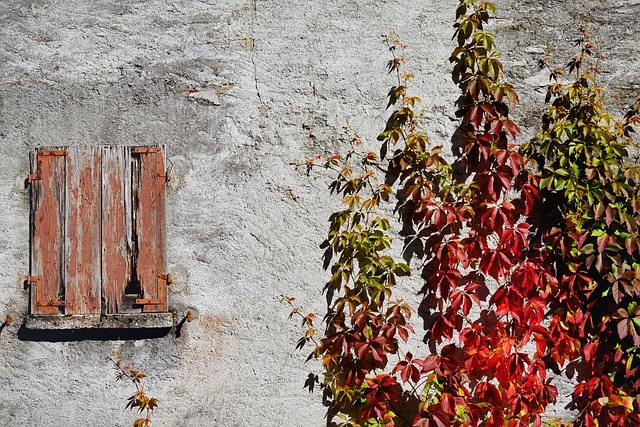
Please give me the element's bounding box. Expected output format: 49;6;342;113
0;0;638;426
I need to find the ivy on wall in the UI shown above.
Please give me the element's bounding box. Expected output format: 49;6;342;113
287;1;640;426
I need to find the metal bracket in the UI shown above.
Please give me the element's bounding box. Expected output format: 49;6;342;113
134;274;170;306
158;273;172;285
28;276;65;307
133;147;168;179
38;150;67;156
135;298;163;305
26;275;41;286
28;149;67;184
36;300;65;307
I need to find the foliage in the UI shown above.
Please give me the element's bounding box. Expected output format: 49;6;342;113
287;1;640;427
522;32;640;427
112;357;159;427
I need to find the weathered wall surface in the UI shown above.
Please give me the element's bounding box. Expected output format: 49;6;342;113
0;1;638;426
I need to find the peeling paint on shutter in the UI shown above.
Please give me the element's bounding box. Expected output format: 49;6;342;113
64;147;102;314
102;146;134;314
30;150;66;314
133;148;167;313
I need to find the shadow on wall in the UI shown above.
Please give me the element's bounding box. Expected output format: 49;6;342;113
15;311;193;341
16;324;172;342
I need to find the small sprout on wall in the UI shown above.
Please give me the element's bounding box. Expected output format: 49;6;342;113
111;357;158;427
281;295;319;350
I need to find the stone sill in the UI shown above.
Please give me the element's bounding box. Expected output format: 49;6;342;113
25;313;174;330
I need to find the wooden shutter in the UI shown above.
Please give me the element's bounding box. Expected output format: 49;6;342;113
30;150;66;314
65;147;102;314
102;147;133;314
132;148;167;313
30;146;168;316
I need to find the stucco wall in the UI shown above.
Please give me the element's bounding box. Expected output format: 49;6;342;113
0;1;638;426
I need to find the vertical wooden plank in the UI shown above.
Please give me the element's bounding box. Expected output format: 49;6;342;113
64;147;102;314
134;148;167;313
30;150;66;315
102;147;133;314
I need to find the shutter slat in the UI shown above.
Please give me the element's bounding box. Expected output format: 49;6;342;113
134;149;167;313
102;147;134;314
30;151;66;314
64;147;102;314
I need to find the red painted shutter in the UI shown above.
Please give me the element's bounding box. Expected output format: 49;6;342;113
102;147;133;314
30;150;67;314
133;148;167;313
65;147;102;314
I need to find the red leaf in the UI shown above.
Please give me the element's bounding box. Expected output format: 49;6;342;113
612;281;623;304
597;233;609;254
490;118;504;135
496;171;513;191
503;120;521;139
418;355;440;372
509;151;523;176
480;250;512;280
433;413;448;427
480;102;496;118
583;342;597;362
521;183;540;215
357;343;370;360
476;382;502;406
397;326;409;342
605;207;615;227
584;414;595;427
441;393;455;415
469;105;483;129
618;319;630;340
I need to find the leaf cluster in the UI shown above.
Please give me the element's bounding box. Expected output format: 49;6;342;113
111;358;158;427
523;32;640;426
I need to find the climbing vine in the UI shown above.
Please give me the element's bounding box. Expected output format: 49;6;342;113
522;31;640;426
287;1;640;427
112;357;159;427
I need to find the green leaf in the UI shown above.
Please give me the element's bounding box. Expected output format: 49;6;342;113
393;263;412;276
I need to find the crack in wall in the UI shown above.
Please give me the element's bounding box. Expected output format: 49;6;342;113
251;53;263;105
249;0;263;106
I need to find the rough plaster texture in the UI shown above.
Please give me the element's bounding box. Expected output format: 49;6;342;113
0;0;638;426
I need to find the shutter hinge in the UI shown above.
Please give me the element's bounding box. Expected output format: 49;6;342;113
135;298;163;305
36;300;66;307
28;149;67;183
26;275;41;286
133;147;168;179
134;274;170;305
27;276;65;307
158;273;172;285
38;149;67;156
